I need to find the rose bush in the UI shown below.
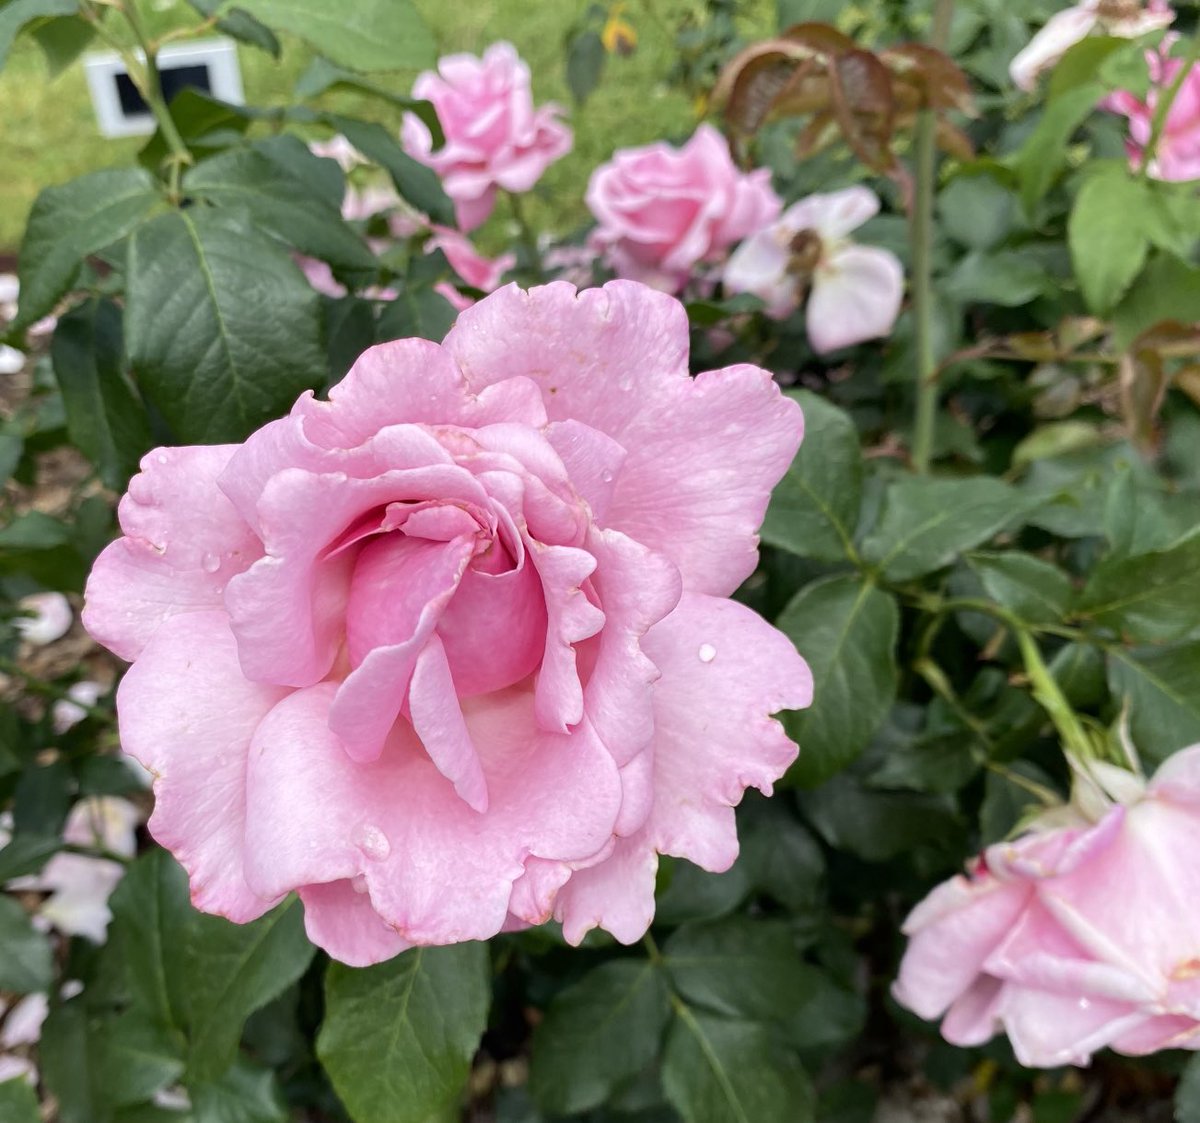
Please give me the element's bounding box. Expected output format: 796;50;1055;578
83;280;810;963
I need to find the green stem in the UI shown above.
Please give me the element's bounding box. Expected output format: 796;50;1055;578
1014;628;1095;762
909;0;955;474
507;191;544;282
113;0;192;196
641;932;664;965
1139;34;1200;178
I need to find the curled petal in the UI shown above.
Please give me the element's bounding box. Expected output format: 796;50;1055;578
806;243;904;354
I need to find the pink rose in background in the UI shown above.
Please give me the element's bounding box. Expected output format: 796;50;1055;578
83;280;811;965
723;186;904;353
586;124;780;293
402;42;573;232
1009;0;1174;91
1105;40;1200;180
427;225;517;311
894;746;1200;1066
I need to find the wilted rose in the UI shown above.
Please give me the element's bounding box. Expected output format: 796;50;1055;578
401;42;573;232
894;746;1200;1065
84;280;811;965
723;186;904;353
585;124;780;293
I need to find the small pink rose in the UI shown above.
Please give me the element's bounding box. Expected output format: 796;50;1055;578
894;744;1200;1066
586;125;780;293
723;186;904;353
401;42;572;232
83;280;811;965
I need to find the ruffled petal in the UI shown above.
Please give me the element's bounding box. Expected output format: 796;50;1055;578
299;879;411;968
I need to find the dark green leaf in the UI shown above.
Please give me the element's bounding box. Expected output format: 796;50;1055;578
566;31;605;105
762;390;863;563
737;797;824;912
967;551;1073;625
530;959;670;1114
980;763;1057;845
1113;252;1200;351
51;298;152;490
40;997;101;1123
0;1078;40;1123
233;0;435;71
655;858;753;927
0;834;61;881
1108;644;1200;765
1068;165;1150;313
327;115;454;226
140;89;251;172
318;944;491;1123
777;575;899;786
14;168;164;330
186;146;375;270
1075;529;1200;641
1016;84;1104;211
938;174;1016;251
293;58;442;142
799;773;962;862
125;208;326;443
103;1014;187;1109
1177;1052;1200;1123
376;284;458;344
0;895;52;993
30;13;93;74
108;849;192;1033
662;1011;814;1123
945;249;1049;307
216;9;280;56
862;476;1029;582
664;919;816;1027
1047;35;1133;98
190;1060;287;1123
184;899;315;1080
11;757;69;837
1103;464;1176;559
0;0;78;71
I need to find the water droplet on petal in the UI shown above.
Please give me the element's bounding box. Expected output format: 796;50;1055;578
156;453;169;465
351;874;369;894
698;643;717;664
201;552;220;574
354;823;391;861
600;469;614;484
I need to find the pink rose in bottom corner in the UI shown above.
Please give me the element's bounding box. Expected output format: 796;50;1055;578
723;186;904;354
893;744;1200;1067
82;280;812;965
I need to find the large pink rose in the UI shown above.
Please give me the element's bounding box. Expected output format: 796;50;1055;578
1105;39;1200;181
401;42;573;233
894;746;1200;1066
82;280;810;965
586;124;781;293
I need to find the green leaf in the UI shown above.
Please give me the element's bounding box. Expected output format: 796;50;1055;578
762;390;862;563
233;0;435;71
318;944;491;1123
326;115;455;226
51;298;152;490
662;1011;814;1123
1103;464;1176;559
190;1060;287;1123
1047;35;1133;99
40;997;101;1123
0;1078;40;1123
776;575;899;786
945;249;1049;307
0;895;52;993
125;208;326;443
0;0;78;71
664;919;816;1028
185;146;376;271
108;849;192;1033
1075;529;1200;642
1176;1052;1200;1123
0;834;61;881
184;899;315;1080
1108;644;1200;765
799;773;962;862
1113;252;1200;351
139;89;252;172
530;959;670;1114
566;30;605;104
1015;83;1104;211
293;58;442;142
1068;165;1150;313
30;13;94;75
862;476;1028;582
967;551;1073;625
938;174;1016;251
376;284;458;344
102;1014;187;1110
14;168;164;330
